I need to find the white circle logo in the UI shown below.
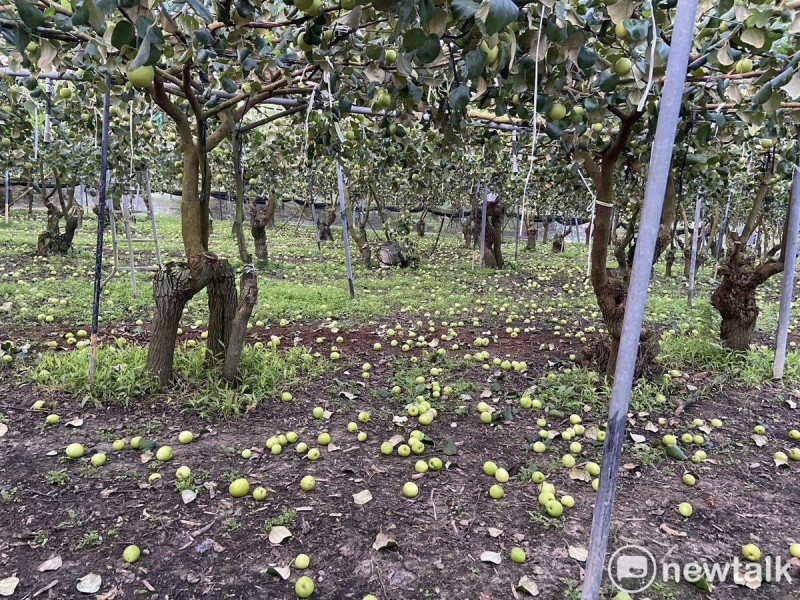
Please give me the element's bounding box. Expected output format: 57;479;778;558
608;544;657;593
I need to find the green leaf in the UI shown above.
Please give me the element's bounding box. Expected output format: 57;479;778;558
577;46;596;70
376;388;390;398
418;0;434;23
139;438;156;452
403;28;427;51
451;0;479;20
442;436;458;455
483;0;518;36
14;0;46;29
93;0;116;14
449;84;470;111
187;0;213;21
665;444;687;461
110;20;135;50
416;34;441;63
464;49;486;79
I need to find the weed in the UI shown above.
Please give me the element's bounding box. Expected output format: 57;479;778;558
76;531;102;549
264;507;296;532
1;487;19;503
45;469;68;486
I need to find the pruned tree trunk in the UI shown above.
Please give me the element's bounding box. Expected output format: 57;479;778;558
710;162;783;349
147;255;216;386
525;213;537;249
552;227;571;253
542;218;550;243
250;197;273;263
227;121;251;264
415;208;428;236
318;207;335;241
462;218;472;247
222;266;258;382
206;260;237;363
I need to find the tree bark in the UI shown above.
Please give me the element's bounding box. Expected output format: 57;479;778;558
206;260;238;363
222;266;258;382
146;256;216;386
525;213;537;249
250;197;272;263
228;123;251;264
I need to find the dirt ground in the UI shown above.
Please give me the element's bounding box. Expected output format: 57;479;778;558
1;315;800;600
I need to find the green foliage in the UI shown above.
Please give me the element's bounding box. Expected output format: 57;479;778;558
33;342;328;418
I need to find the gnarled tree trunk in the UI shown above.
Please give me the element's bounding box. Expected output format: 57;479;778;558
250;196;274;263
525;213;537;249
552;227;571;253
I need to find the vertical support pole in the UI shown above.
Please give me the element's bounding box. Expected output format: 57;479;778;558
688;194;702;307
145;169;162;269
514;203;522;261
580;0;698;595
33;103;39;160
511;130;519;174
479;185;489;268
43;81;52;143
4;169;9;225
121;187;137;298
335;161;355;299
89;84;111;385
773;168;800;379
308;175;321;251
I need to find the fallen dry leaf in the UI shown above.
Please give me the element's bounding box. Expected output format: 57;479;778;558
76;573;102;594
0;576;19;597
372;531;397;551
38;556;62;572
268;526;292;545
352;489;373;505
480;551;501;564
568;546;588;562
659;523;687;537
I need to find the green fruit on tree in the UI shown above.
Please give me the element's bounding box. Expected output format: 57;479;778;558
549;103;567;121
123;544;141;563
58;87;72;100
127;65;155;88
735;58;753;74
295;576;315;598
385;49;397;65
296;33;312;53
615;21;628;39
66;443;85;458
294;0;313;10
613;57;633;76
229;478;250;498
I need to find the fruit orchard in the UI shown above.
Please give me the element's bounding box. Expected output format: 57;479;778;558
1;0;800;597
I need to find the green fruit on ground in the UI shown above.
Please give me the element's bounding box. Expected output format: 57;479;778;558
742;544;761;562
549;103;567;121
148;473;161;483
428;457;443;471
380;442;393;454
91;453;107;467
483;461;498;476
295;553;310;569
32;400;45;410
66;443;85;458
317;432;331;445
790;429;800;440
613;57;633;76
561;495;575;508
312;406;324;419
495;468;509;483
127;65;154;88
546;499;564;517
682;473;696;486
46;414;60;425
307;448;320;461
112;439;125;451
178;431;193;444
156;446;173;461
229;478;250;498
678;502;693;517
510;547;526;563
790;544;800;558
241;448;252;459
253;486;267;501
402;481;419;498
300;475;316;491
130;436;142;450
176;466;191;480
295;576;315;598
123;544;141;563
489;484;504;499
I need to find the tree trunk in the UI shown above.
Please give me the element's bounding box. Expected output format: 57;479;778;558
542;218;549;243
230;129;251;264
415;208;428;236
552;228;571;253
525;213;537;249
318;207;335;241
206;260;238;363
462;218;472;247
250;199;271;263
146;256;216;386
222;266;258;382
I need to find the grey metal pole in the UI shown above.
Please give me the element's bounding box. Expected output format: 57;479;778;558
335;161;355;299
688;194;702;307
580;0;698;595
773;168;800;379
716;192;732;264
308;176;321;251
89;84;111;385
145;170;163;269
43;81;52;143
4;169;9;225
479;185;489;268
